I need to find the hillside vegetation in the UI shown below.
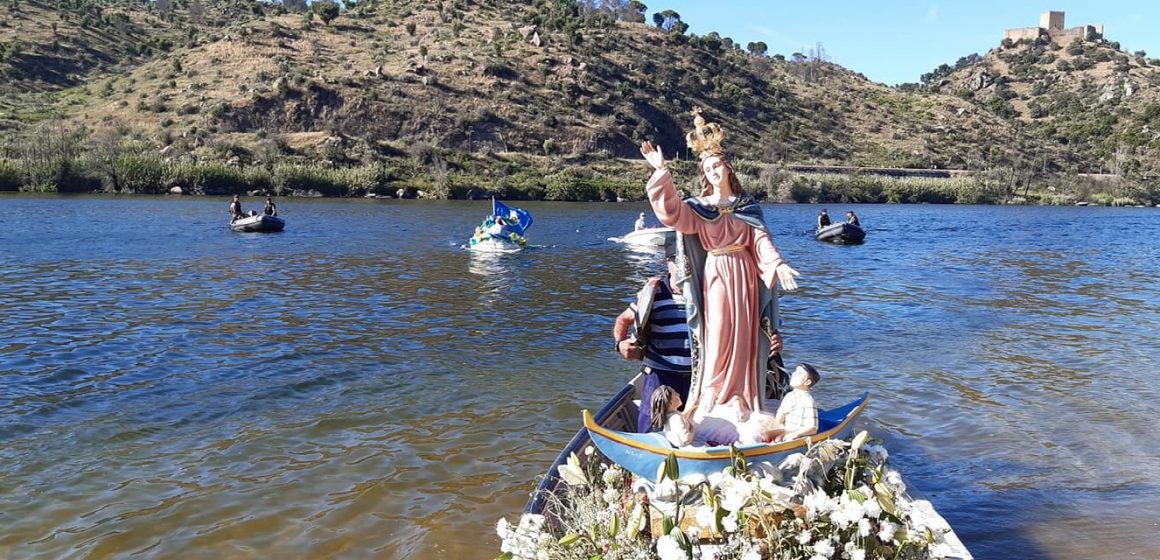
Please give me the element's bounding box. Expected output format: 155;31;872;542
0;0;1156;205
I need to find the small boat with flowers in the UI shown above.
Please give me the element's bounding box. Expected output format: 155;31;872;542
520;373;972;559
469;198;532;253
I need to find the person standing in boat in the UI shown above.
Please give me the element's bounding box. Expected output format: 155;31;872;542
264;196;278;217
846;210;860;226
817;209;831;229
612;243;784;432
229;194;246;223
639;108;800;427
634;212;647;231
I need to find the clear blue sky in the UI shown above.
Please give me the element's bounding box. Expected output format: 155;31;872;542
645;1;1160;85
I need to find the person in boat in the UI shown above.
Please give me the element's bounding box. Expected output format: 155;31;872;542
846;210;860;226
817;209;831;229
264;196;278;217
229;194;246;223
650;385;694;447
634;212;647;231
639;109;799;429
612;251;692;433
488;216;511;238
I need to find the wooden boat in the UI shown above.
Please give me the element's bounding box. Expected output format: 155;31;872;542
522;376;973;559
524;373;866;508
584;391;869;483
229;214;285;232
815;222;865;244
616;227;676;249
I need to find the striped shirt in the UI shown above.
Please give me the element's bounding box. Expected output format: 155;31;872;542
630;276;692;375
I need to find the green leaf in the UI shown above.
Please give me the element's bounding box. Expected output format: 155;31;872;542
558;533;581;547
496;553;513;560
609;511;620;538
662;514;675;535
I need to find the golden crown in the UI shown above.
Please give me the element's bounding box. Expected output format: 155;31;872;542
685;107;725;159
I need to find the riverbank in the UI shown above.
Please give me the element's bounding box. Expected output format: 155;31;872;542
1;153;1156;206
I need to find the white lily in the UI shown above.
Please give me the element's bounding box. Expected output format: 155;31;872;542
557;452;588;486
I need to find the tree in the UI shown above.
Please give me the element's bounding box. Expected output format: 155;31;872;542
312;0;340;25
653;9;681;32
746;41;767;56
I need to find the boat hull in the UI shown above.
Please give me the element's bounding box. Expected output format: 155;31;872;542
584;393;869;482
815;222;865;244
230;215;285;232
469;237;523;253
619;227;676;248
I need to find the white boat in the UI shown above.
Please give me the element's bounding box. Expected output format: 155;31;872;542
614;227;676;249
229;214;284;232
469;236;523;253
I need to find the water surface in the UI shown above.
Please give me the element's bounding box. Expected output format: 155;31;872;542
1;195;1158;559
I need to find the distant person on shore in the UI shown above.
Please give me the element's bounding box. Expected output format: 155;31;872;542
817;209;831;229
264;196;278;217
846;210;860;227
229;194;246;223
634;212;647;231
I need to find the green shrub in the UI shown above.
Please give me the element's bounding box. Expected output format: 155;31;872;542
0;158;22;191
115;155;168;193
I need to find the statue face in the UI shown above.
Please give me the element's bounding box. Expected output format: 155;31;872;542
701;156;728;189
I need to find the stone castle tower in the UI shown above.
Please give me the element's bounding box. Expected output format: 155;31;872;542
1004;11;1103;44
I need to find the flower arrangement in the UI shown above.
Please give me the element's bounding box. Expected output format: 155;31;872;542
497;432;960;560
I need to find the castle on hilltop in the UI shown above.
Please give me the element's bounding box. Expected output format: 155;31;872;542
1004;11;1103;43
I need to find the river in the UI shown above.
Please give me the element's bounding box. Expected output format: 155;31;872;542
0;194;1157;559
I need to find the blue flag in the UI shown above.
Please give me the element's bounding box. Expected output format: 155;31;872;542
492;199;533;235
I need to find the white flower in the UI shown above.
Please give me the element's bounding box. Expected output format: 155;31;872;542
722;510;740;533
884;469;906;493
656;534;685;560
707;471;727;488
741;549;762;560
798;529;812;545
832;493;864;529
719;478;753;512
558;452;588;486
695;505;717;531
858;518;872;537
864;444;888;463
848;546;866;560
779;452;806;470
654;479;679;503
861;495;882;519
680;472;708;487
496;517;510;538
602;464;623;486
812;538;835;559
878;520;899;543
602;487;621;504
804;489;835;519
585;445;595;456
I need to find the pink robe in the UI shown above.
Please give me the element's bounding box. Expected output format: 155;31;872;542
646;168;784;421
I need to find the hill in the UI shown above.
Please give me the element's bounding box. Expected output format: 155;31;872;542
0;0;1156;205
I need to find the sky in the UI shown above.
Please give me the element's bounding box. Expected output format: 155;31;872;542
645;1;1160;85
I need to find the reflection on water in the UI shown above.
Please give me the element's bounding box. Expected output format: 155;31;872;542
0;196;1158;559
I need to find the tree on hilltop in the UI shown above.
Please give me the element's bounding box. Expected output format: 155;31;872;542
747;41;768;56
312;0;340;25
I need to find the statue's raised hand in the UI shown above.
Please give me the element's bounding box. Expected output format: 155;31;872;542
640;141;666;171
